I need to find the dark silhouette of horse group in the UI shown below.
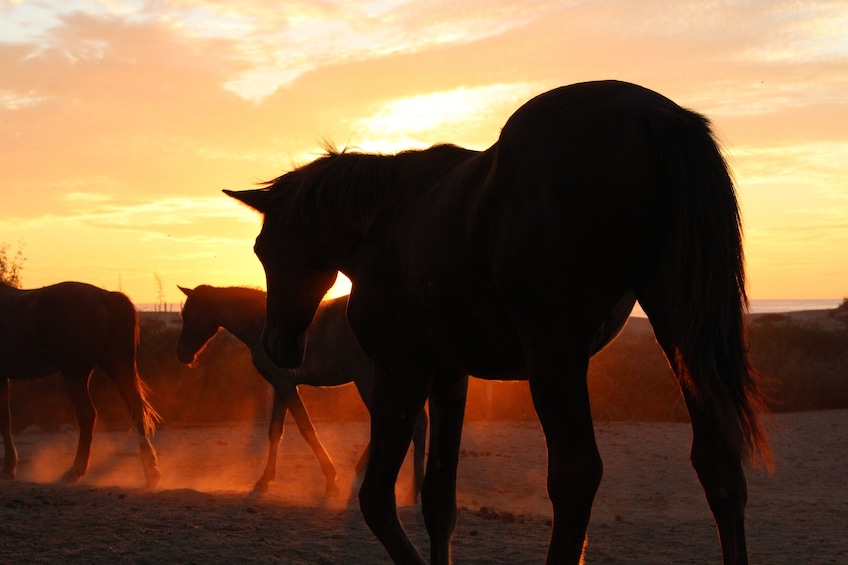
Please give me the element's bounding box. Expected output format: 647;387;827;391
1;80;772;565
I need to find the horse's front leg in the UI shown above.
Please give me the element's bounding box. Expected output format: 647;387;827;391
254;392;286;493
526;337;601;565
61;371;96;483
358;360;430;565
422;374;467;564
0;378;17;480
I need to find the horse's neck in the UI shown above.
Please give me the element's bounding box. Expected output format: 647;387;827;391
215;299;264;345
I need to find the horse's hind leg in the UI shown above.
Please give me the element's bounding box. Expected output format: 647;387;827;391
103;361;161;489
1;378;17;480
526;333;600;565
62;371;96;483
284;390;339;496
254;392;286;493
648;326;749;564
404;409;428;506
421;375;467;564
681;385;748;564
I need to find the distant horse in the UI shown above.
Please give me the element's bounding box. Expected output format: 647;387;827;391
226;80;772;564
176;285;426;501
0;281;160;489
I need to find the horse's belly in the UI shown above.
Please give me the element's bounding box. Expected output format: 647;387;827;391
0;348;59;380
429;317;526;378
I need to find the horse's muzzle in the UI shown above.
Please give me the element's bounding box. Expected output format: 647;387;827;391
175;344;197;365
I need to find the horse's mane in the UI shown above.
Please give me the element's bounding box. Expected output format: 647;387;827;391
203;284;264;299
262;147;396;234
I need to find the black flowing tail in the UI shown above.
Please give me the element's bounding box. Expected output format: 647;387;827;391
107;291;161;436
642;107;772;468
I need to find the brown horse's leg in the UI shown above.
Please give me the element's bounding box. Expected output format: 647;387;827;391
103;365;161;490
421;375;467;565
354;374;427;506
62;371;96;483
403;409;429;506
283;390;339;496
681;386;749;565
526;337;600;565
358;362;430;565
0;378;17;480
254;392;286;493
652;334;749;564
354;442;371;477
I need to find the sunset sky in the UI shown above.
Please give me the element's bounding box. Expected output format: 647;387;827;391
1;0;846;306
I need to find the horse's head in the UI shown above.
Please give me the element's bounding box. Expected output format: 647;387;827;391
224;188;337;369
176;285;220;365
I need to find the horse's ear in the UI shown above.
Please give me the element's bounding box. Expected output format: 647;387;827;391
224;189;271;213
177;285;192;297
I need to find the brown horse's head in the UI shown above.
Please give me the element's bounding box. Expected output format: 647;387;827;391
224;188;337;368
175;285;220;365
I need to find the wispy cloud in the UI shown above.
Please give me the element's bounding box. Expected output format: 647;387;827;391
0;195;256;232
732;142;848;200
1;0;846;301
350;82;543;151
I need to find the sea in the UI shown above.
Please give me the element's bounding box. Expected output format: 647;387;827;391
630;299;843;318
138;299;844;317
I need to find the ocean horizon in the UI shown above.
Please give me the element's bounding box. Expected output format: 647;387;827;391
137;298;845;317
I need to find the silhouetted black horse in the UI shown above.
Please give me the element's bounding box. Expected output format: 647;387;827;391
176;285;426;502
0;281;160;489
226;80;772;564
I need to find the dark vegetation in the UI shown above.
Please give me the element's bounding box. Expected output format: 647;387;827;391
7;304;848;432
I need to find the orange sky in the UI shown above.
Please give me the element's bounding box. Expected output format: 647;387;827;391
1;1;846;305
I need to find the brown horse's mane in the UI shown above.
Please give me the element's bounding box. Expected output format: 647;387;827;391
194;284;265;308
262;144;467;234
262;147;395;234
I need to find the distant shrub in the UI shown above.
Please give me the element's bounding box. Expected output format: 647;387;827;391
7;308;848;432
748;316;848;412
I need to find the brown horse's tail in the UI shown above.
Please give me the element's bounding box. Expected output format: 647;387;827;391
107;291;161;436
644;107;772;469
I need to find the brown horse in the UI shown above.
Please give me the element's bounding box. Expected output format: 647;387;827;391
176;285;426;502
0;281;160;489
226;80;772;564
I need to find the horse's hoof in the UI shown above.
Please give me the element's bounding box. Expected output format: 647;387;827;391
1;470;15;480
325;483;341;497
61;471;82;484
145;470;162;491
253;480;270;494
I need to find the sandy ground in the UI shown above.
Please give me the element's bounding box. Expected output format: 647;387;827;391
1;408;845;564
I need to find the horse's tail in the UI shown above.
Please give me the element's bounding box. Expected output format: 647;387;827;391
107;291;161;436
643;107;772;469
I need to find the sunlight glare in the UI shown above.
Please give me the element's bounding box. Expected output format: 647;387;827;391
325;273;352;299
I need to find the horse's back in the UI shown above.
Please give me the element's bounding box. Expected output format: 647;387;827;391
378;81;708;375
0;282;135;377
